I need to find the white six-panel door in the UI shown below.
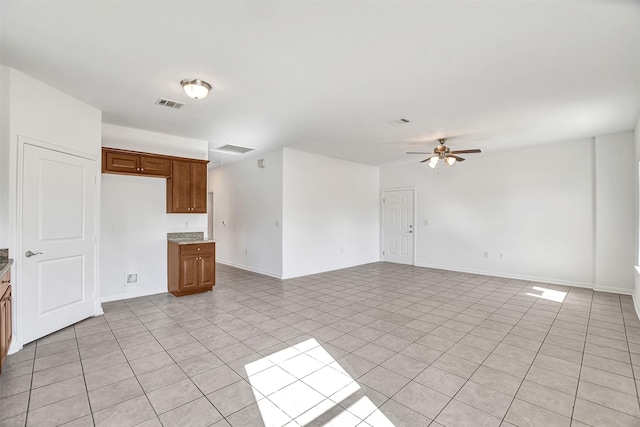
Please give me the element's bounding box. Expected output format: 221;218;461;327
382;189;414;265
21;142;96;343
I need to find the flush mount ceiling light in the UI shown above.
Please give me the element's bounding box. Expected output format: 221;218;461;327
180;79;212;100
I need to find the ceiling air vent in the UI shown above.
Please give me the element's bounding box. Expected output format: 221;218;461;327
389;118;411;125
155;98;185;109
214;144;254;154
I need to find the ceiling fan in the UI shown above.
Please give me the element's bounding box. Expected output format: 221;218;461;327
406;138;481;168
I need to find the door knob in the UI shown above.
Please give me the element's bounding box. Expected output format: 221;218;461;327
25;250;43;257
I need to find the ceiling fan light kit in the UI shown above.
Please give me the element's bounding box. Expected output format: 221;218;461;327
181;79;212;100
407;137;481;169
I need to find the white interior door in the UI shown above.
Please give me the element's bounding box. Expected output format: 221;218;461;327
382;189;414;265
22;143;97;343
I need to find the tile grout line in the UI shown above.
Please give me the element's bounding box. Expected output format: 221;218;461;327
399;280;538;425
13;264;640;427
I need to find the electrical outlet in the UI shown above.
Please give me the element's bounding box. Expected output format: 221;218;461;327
423;219;429;225
275;220;280;227
500;252;506;260
244;249;248;255
483;251;489;258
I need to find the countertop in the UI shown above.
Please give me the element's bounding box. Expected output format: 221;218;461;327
168;238;215;245
167;231;214;245
0;259;13;278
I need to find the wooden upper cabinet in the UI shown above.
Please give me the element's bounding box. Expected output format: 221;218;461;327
102;148;171;177
140;156;172;177
167;160;208;213
102;147;208;214
103;151;139;174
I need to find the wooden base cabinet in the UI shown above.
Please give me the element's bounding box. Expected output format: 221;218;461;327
0;267;12;374
168;242;215;297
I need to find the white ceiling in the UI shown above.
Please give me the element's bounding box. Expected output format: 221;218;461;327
2;1;639;166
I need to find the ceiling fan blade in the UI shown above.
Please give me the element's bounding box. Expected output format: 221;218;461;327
420;155;438;163
447;154;466;162
450;149;481;154
406;151;432;154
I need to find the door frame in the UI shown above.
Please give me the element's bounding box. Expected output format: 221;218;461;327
15;135;101;351
207;191;215;240
380;187;417;265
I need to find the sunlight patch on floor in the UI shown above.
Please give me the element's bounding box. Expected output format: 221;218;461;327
526;286;567;303
245;338;394;426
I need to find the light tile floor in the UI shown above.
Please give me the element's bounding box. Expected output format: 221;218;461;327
1;262;640;426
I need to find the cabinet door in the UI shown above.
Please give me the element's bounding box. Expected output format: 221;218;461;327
0;297;8;366
199;254;215;288
169;160;193;213
180;256;200;291
191;162;208;213
140;156;171;177
0;292;6;367
104;151;140;174
5;287;11;350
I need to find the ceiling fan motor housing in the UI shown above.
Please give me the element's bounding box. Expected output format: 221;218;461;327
435;144;450;158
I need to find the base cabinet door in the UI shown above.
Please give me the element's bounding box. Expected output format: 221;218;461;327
199;254;215;288
180;256;200;291
0;295;6;372
0;276;11;374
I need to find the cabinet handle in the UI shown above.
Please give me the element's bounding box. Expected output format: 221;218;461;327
141;168;144;171
1;279;9;284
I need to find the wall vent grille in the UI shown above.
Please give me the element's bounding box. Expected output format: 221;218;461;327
155;98;185;109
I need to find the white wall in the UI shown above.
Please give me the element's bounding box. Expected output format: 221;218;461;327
208;149;283;278
382;139;596;286
0;67;102;350
282;148;380;278
102;124;207;160
381;135;636;291
100;124;207;301
594;131;635;293
1;68;102;250
0;67;10;247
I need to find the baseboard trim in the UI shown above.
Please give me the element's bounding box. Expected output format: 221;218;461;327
414;262;596;290
7;340;21;355
216;260;283;279
101;288;167;303
216;259;380;280
282;260;380;280
593;285;634;295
